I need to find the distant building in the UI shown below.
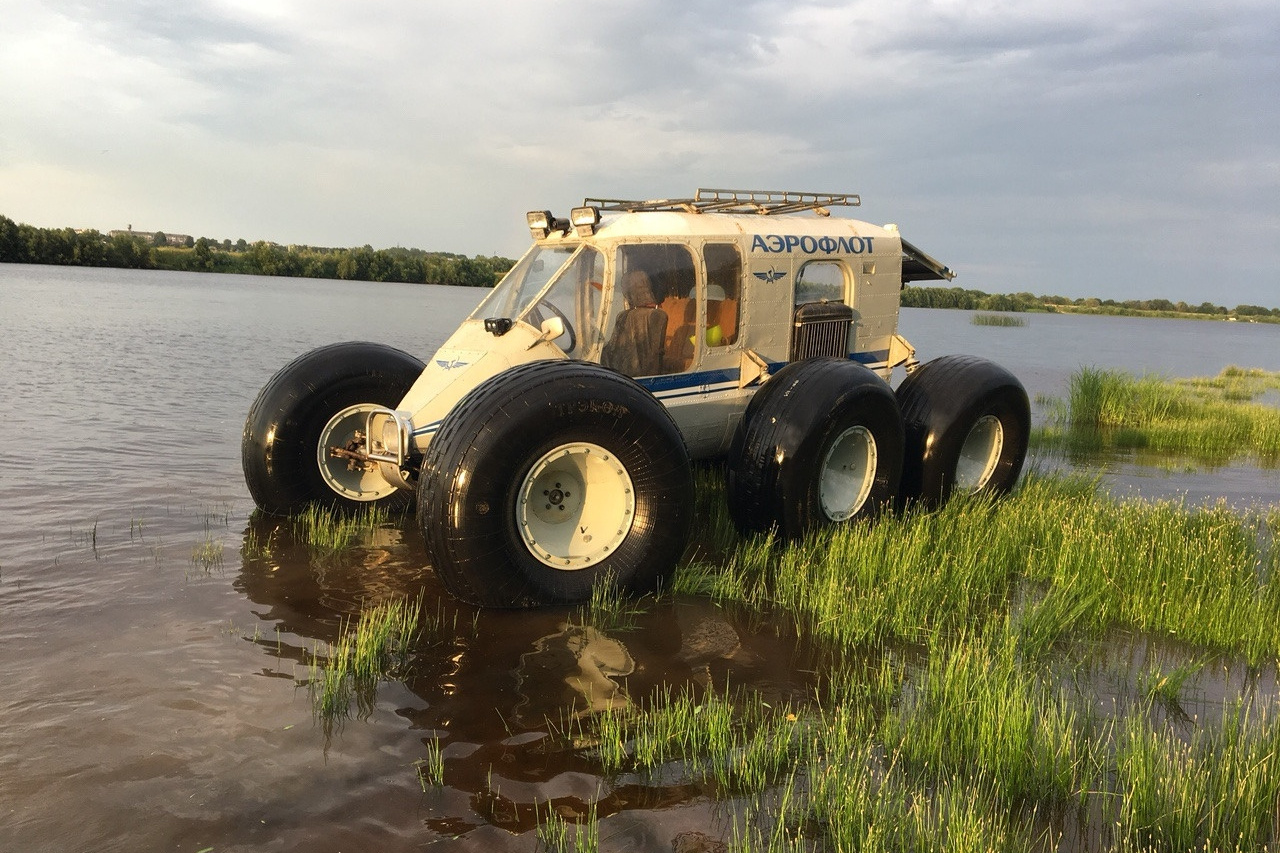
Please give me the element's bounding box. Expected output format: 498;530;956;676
108;229;193;247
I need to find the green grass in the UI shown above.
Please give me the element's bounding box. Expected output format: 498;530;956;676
879;630;1100;808
1138;656;1206;707
971;313;1028;327
1115;703;1280;852
578;685;802;794
415;738;445;790
190;535;224;571
240;524;273;561
679;474;1280;663
562;470;1280;850
308;595;421;722
293;502;393;555
535;798;599;853
1037;366;1280;466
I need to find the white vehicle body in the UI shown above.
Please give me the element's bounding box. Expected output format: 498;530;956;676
361;189;952;494
243;188;1029;607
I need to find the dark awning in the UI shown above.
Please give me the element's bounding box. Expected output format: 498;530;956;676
901;237;955;283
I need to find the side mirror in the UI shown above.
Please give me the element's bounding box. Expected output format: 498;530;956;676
539;315;566;340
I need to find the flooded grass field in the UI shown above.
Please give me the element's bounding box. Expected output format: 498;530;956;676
2;264;1279;851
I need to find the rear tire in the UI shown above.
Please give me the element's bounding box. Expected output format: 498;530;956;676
727;358;904;539
242;342;425;515
417;361;693;608
895;354;1030;508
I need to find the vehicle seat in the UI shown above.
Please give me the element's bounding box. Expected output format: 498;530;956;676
602;272;668;377
662;296;694;372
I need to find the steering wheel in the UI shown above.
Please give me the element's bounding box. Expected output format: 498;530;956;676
531;301;577;354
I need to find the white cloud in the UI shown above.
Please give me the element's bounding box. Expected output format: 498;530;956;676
1;0;1277;304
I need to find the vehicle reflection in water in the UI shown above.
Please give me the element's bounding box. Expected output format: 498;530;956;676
232;512;819;838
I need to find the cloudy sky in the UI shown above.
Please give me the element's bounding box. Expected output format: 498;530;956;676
2;0;1277;306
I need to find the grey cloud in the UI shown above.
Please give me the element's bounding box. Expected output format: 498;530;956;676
2;0;1277;304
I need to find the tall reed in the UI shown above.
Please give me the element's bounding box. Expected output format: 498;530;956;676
614;470;1280;850
676;474;1280;664
1114;703;1280;852
1046;366;1280;464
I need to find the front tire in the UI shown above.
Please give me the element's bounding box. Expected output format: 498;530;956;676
895;354;1030;508
417;361;693;608
727;358;904;539
242;342;425;515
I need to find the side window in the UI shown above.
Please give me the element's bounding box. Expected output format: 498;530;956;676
600;244;696;377
703;243;742;348
795;260;846;304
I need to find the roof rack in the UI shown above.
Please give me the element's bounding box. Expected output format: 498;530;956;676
583;188;860;217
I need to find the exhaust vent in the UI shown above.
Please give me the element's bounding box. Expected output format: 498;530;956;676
791;301;853;360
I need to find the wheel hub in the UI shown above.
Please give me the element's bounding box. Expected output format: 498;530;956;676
317;404;401;502
518;442;635;569
818;425;878;522
955;414;1004;493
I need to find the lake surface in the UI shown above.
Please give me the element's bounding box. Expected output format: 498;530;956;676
1;264;1277;851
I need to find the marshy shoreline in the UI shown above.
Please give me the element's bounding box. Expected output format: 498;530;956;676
3;266;1278;852
282;368;1280;851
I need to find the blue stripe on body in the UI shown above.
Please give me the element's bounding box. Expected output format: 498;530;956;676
410;351;888;435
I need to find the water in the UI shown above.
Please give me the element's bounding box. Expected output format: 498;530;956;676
1;264;1278;851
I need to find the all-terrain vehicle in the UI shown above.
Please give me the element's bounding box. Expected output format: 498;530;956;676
243;189;1029;607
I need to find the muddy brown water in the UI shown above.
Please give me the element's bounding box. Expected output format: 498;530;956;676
2;264;1279;851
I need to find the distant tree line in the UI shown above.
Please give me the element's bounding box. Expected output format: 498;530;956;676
0;214;514;287
902;285;1279;321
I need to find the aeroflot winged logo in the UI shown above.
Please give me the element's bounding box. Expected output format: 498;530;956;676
435;357;469;370
753;267;788;284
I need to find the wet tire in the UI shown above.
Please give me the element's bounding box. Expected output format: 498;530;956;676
417;361;694;608
727;358;904;539
895;354;1030;508
242;341;425;515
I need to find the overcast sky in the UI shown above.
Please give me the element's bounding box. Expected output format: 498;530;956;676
2;0;1277;306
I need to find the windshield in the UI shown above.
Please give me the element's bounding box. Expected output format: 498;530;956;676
468;243;606;359
469;245;577;322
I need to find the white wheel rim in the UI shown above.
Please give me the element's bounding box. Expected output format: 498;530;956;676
316;404;400;502
955;414;1005;493
517;442;635;570
819;425;878;522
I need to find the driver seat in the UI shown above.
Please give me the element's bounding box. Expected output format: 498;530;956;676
601;271;667;377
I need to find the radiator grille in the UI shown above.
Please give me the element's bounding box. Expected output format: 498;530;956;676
791;301;853;360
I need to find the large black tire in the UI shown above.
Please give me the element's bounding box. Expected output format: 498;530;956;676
895;354;1030;508
417;361;694;608
727;358;904;539
242;342;425;515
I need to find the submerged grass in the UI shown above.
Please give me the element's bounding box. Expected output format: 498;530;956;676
293;502;393;555
631;471;1280;849
1037;366;1280;465
682;474;1280;664
1115;704;1280;852
190;535;224;572
309;595;421;722
535;798;599;853
879;630;1101;808
971;313;1028;327
415;738;445;790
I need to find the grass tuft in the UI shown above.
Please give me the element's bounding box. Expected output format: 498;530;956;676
535;797;599;853
309;595;421;722
293;503;392;555
415;738;445;790
1037;366;1280;466
971;313;1028;327
190;535;224;571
